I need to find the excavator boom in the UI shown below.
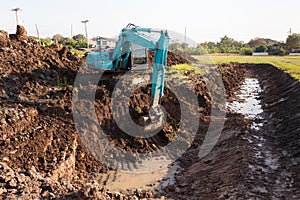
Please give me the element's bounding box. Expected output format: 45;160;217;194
87;24;170;132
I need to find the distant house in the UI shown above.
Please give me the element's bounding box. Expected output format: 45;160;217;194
287;47;300;55
289;53;300;55
252;52;269;56
88;40;97;48
95;37;117;50
272;43;280;50
289;50;300;56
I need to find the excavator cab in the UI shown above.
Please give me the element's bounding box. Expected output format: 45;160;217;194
88;44;149;71
131;45;149;71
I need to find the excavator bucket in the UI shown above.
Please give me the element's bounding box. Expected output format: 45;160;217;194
144;105;166;134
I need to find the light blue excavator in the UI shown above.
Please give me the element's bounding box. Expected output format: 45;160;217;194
87;23;170;132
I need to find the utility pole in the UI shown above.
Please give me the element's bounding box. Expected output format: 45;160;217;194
35;24;40;43
288;28;292;36
71;24;73;38
11;8;22;25
81;19;89;49
184;26;187;44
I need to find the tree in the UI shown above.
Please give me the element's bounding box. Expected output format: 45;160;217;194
52;34;64;43
248;38;267;48
217;35;243;53
255;45;268;52
64;38;77;49
204;42;219;53
72;34;86;41
248;38;279;52
74;40;87;48
169;42;181;51
180;43;188;50
286;33;300;51
241;47;254;55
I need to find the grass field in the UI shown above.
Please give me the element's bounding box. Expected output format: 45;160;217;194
193;55;300;80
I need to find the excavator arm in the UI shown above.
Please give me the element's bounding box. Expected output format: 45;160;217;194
87;24;170;132
112;25;170;106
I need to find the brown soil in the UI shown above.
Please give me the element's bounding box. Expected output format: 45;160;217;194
1;26;299;199
162;64;300;199
148;50;195;66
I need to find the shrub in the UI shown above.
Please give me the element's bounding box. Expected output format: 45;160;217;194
255;45;268;52
242;47;254;55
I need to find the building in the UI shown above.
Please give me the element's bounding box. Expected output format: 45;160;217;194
95;37;117;50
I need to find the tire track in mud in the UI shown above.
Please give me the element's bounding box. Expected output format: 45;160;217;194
244;64;300;199
163;64;300;200
220;65;300;199
237;68;295;199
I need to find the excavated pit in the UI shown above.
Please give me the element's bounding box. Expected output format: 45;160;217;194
162;64;300;200
0;26;300;199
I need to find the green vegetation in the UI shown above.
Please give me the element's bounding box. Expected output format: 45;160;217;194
171;33;298;56
194;55;300;80
56;76;68;87
70;49;86;57
170;36;245;55
170;36;278;55
52;33;88;49
286;33;300;51
40;38;52;46
135;106;143;114
169;64;205;75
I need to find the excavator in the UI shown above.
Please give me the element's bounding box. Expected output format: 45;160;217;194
87;23;170;133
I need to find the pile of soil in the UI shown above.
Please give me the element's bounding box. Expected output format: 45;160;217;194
171;49;199;63
148;50;194;66
0;26;248;199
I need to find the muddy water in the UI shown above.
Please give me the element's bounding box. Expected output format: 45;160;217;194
227;74;295;199
227;78;264;129
96;161;181;191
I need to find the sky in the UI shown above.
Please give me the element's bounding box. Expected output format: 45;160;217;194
1;0;299;44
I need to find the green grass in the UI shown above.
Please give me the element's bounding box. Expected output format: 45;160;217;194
169;64;207;75
70;49;86;57
193;55;300;80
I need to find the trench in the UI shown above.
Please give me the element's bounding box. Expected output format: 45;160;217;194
83;64;300;199
228;67;298;199
97;66;294;196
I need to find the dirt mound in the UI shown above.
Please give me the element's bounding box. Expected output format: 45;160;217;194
171;49;199;63
0;26;107;198
148;50;192;66
0;26;249;199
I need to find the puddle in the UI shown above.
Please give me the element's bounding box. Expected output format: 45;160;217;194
231;76;287;198
96;161;181;191
264;151;279;170
227;78;264;130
